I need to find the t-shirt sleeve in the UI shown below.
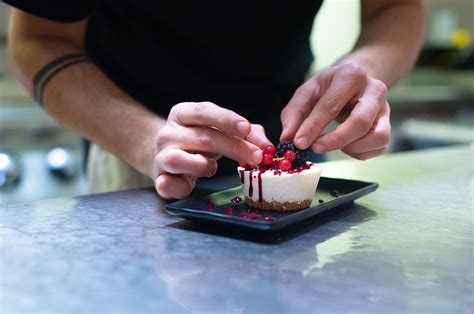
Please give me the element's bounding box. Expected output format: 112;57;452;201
4;0;97;22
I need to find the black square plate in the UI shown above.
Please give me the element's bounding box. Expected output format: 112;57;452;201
166;177;378;232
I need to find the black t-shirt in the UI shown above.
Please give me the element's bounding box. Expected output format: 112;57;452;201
6;0;323;173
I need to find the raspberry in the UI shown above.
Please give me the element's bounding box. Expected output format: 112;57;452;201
283;150;296;161
263;145;276;156
279;159;292;171
261;153;274;166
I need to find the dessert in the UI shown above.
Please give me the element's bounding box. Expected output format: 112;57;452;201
237;141;322;211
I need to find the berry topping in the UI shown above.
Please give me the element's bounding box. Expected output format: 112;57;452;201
278;159;292;171
283;150;296;162
275;141;309;166
239;141;310;171
261;153;274;166
263;145;277;156
275;141;295;157
295;150;309;167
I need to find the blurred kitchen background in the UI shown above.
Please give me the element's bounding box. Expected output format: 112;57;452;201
0;0;473;204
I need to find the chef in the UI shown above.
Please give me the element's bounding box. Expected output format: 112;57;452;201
5;0;424;199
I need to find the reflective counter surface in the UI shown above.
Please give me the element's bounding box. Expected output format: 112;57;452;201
1;145;473;313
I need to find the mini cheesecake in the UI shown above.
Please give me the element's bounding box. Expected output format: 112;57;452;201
237;162;322;211
237;142;323;211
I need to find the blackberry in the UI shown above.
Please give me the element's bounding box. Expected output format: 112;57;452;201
275;141;309;166
294;150;309;166
275;141;295;157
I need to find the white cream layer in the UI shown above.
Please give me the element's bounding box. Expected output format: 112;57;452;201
237;163;322;204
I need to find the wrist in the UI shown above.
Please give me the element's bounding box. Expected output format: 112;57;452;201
125;115;166;179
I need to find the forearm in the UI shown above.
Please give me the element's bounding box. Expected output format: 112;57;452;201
337;0;425;86
9;35;164;177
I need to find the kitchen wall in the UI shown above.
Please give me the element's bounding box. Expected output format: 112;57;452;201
311;0;474;70
311;0;360;71
425;0;474;47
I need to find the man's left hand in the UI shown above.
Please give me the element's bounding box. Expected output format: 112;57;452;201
280;63;391;160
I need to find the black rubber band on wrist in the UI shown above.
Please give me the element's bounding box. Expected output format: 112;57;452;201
32;53;90;105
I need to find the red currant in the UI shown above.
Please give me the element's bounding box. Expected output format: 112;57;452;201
279;159;292;171
263;145;277;156
283;150;296;162
261;153;274;166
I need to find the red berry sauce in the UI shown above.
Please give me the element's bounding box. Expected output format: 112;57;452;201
239;212;263;219
257;171;263;203
248;169;254;197
224;207;234;215
207;200;215;212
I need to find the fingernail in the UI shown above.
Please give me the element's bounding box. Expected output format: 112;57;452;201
236;121;249;136
190;178;197;189
209;165;217;177
252;149;262;164
295;136;308;149
313;143;326;153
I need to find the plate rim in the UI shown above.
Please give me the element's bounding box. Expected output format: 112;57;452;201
165;176;379;231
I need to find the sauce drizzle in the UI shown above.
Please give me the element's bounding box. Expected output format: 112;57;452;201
239;170;245;184
257;171;263;203
248;169;254;197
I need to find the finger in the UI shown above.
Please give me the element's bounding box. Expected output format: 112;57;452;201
294;64;367;149
155;173;195;200
201;152;222;160
311;89;383;153
346;147;387;160
157;149;218;178
246;124;272;148
342;104;391;154
169;101;251;139
280;79;319;141
178;127;262;165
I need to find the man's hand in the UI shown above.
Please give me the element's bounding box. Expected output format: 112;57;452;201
280;63;391;160
279;0;424;161
153;102;271;199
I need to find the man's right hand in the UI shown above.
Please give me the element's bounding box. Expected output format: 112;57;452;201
8;11;271;200
152;102;271;199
